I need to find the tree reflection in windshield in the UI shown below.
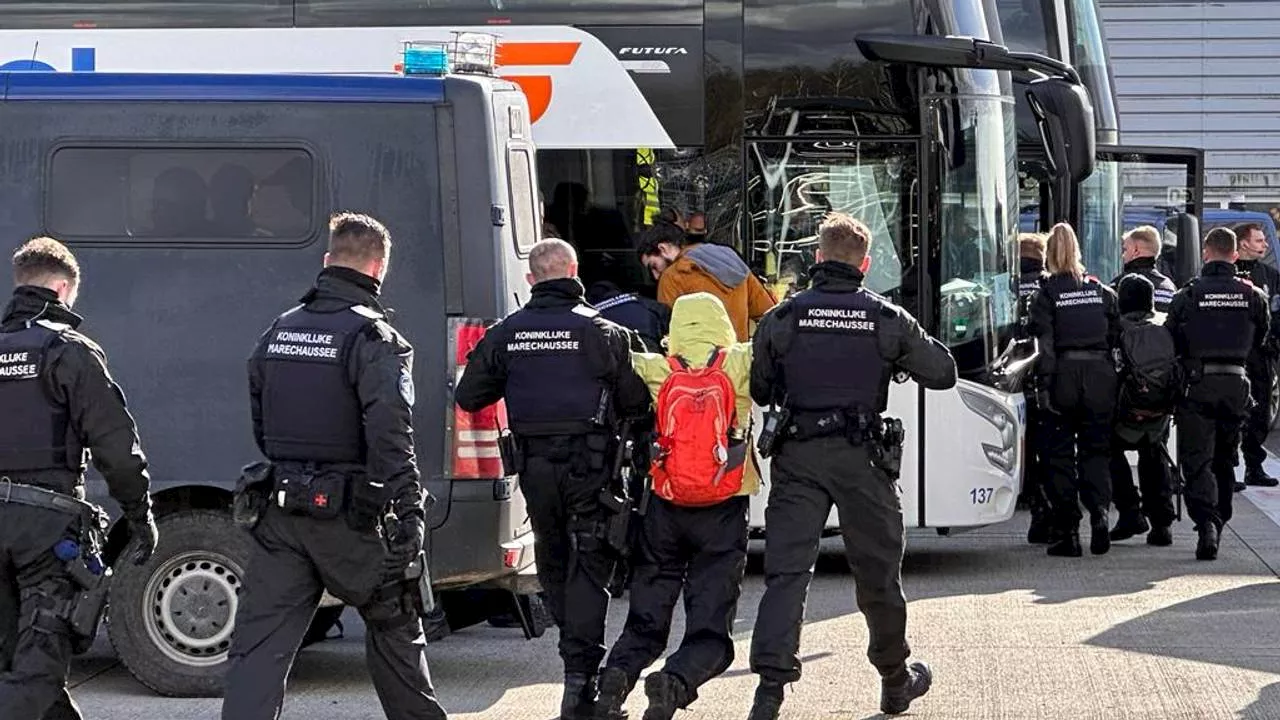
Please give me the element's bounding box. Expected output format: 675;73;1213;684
746;140;914;304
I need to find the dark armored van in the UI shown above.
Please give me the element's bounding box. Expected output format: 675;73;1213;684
0;69;540;696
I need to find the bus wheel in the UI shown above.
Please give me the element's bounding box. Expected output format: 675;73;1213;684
107;510;250;697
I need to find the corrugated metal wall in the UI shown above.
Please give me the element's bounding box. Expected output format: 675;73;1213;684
1101;0;1280;207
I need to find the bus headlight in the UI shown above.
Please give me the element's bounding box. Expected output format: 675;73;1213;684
958;386;1018;474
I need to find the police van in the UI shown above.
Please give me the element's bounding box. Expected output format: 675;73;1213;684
0;41;542;697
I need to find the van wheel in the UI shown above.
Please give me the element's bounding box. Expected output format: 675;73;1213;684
107;510;250;697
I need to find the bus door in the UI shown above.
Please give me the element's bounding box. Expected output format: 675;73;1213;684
743;136;923;529
1082;146;1205;286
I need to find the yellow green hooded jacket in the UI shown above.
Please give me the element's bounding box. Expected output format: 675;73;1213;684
631;292;758;496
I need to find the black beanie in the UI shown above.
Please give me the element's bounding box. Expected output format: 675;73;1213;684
1117;273;1155;315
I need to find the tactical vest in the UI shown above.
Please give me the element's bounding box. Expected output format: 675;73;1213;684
503;305;608;436
1142;270;1177;313
0;323;72;472
1018;271;1046;299
1044;276;1109;351
783;289;887;412
1183;277;1255;362
257;305;376;463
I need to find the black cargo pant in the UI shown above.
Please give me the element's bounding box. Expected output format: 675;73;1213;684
1177;372;1251;530
603;495;748;703
222;507;446;720
0;504;85;720
1110;424;1176;528
1043;358;1117;530
751;436;909;683
1242;354;1273;474
522;436;615;676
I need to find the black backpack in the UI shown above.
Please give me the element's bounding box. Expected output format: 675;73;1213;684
1117;318;1182;421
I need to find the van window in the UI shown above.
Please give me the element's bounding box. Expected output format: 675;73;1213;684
46;146;315;243
507;146;539;254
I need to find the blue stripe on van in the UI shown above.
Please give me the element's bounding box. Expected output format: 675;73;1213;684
0;72;446;103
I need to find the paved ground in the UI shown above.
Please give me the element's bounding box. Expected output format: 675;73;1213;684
69;469;1280;720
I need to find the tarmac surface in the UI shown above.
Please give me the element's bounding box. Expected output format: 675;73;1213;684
69;452;1280;720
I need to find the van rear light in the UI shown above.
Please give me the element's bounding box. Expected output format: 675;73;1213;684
447;317;507;480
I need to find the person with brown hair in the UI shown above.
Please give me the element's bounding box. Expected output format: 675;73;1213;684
1027;222;1121;558
0;236;157;720
746;213;956;718
223;212;447;720
1232;222;1280;490
1167;227;1269;560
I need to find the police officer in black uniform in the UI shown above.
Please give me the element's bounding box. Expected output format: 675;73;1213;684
1016;232;1054;544
1233;222;1280;490
1168;227;1269;561
747;214;956;719
456;238;649;720
585;280;669;353
222;214;447;720
1114;225;1178;313
1027;223;1121;558
0;237;158;720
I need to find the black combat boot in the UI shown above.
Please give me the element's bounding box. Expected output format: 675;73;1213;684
562;672;599;720
1047;526;1082;557
1196;523;1220;561
1109;511;1149;542
594;667;630;720
880;662;933;715
1245;467;1280;488
746;680;784;720
1146;525;1173;547
642;671;688;720
1089;514;1111;555
1026;506;1054;545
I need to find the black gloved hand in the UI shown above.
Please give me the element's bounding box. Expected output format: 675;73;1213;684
126;510;159;566
382;512;425;578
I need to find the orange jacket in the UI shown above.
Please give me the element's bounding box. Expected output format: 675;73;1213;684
656;243;776;341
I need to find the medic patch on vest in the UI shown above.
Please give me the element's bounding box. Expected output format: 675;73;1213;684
0;350;38;380
796;306;877;333
1054;289;1103;308
399;370;415;407
506;328;584;353
264;328;345;362
1198;292;1248;309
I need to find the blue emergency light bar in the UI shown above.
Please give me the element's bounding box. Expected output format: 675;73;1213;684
0;72;447;104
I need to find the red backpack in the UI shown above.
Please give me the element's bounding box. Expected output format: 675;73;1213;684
651;347;745;507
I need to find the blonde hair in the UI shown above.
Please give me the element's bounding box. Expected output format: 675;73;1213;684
1123;225;1161;257
1046;223;1085;281
817;213;872;265
1018;232;1047;260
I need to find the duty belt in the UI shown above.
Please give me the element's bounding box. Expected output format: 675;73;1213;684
0;477;97;518
785;408;880;443
1059;349;1109;360
1203;362;1247;377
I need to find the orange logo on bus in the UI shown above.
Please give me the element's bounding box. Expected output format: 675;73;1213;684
395;41;581;124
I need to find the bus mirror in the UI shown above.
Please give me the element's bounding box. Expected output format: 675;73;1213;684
1024;77;1095;184
1170;213;1202;287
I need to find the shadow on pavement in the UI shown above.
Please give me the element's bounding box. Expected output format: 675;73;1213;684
1089;583;1280;674
1240;681;1280;720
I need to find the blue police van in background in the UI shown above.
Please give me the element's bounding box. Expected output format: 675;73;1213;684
0;63;544;696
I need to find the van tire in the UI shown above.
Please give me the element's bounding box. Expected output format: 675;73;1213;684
107;510;251;697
